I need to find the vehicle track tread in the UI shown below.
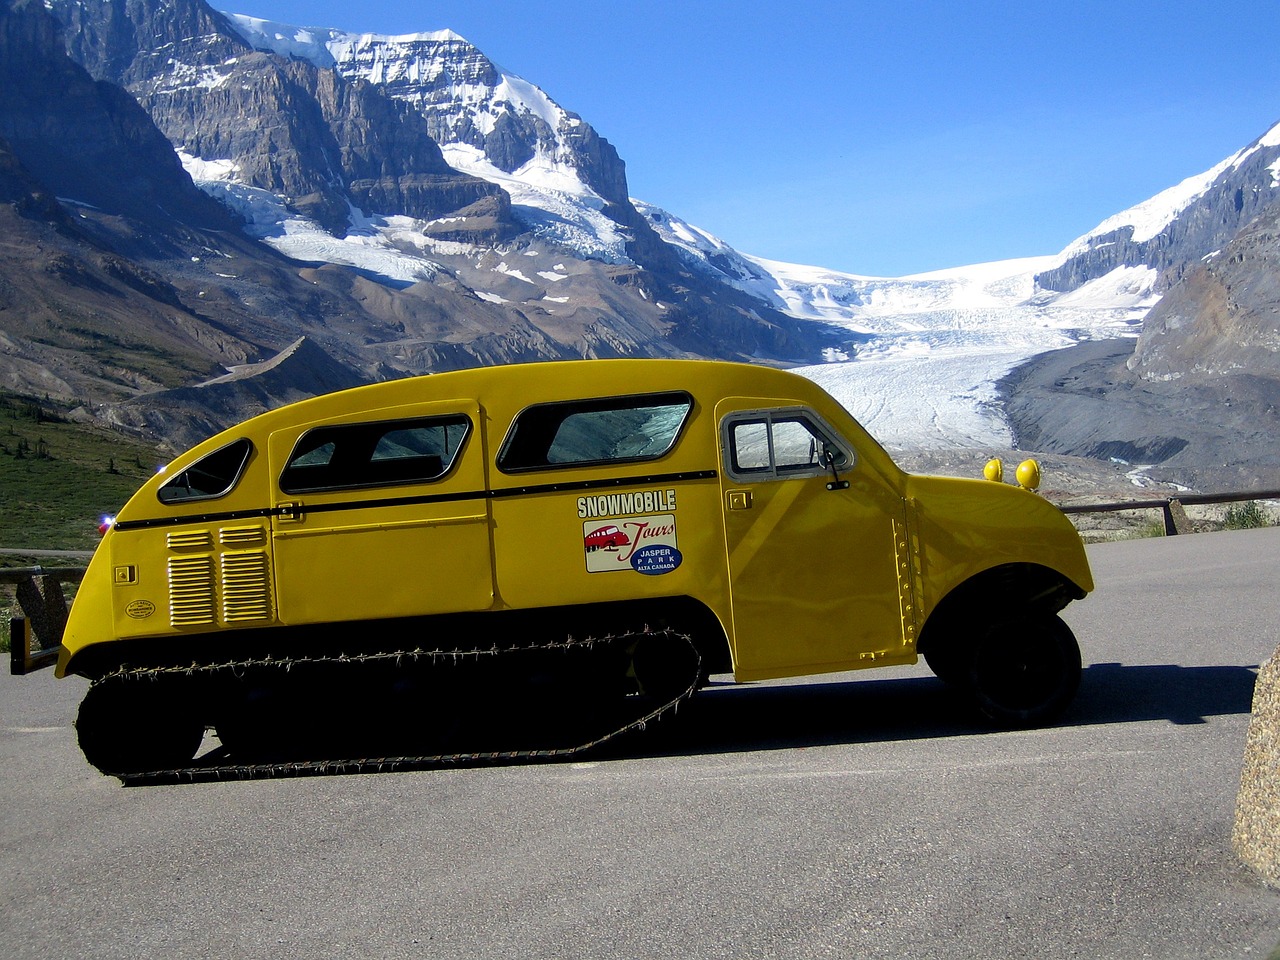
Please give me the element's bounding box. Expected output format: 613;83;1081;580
79;627;702;786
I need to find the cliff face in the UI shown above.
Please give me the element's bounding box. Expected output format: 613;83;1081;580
55;0;247;90
313;28;633;205
141;51;510;234
0;0;230;228
225;17;697;277
1129;204;1280;383
49;0;514;238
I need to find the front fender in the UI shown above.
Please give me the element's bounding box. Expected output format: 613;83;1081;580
906;475;1094;622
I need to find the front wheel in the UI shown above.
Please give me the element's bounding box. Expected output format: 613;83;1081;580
962;612;1082;727
76;678;206;775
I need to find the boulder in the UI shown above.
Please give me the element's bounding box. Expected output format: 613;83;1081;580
1234;646;1280;887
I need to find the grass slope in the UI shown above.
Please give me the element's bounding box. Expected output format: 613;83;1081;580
0;393;160;552
0;393;165;651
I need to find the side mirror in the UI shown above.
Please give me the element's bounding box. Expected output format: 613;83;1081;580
822;449;849;491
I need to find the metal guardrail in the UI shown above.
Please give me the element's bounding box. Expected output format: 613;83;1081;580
1058;489;1280;536
3;566;86;675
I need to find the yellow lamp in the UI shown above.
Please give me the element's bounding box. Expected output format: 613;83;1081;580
1016;459;1041;491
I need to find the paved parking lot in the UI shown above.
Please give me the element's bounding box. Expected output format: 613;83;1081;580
2;530;1279;959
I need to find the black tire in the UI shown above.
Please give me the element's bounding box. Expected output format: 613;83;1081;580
962;612;1082;728
76;680;205;775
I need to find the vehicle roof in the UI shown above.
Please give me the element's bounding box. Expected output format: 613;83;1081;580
230;358;842;434
152;357;902;489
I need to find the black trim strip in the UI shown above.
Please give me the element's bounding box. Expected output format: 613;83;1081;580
113;507;277;531
489;469;717;499
111;469;719;533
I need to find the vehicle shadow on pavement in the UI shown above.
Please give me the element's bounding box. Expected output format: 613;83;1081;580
616;661;1260;759
127;661;1258;783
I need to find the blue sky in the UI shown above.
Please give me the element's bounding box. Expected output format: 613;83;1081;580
227;1;1280;277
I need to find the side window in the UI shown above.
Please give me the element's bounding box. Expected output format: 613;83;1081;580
279;415;470;493
497;391;692;472
157;438;253;504
723;409;852;482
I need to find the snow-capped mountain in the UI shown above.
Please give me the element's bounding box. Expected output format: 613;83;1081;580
634;201;1159;449
43;0;833;393
637;116;1280;454
18;0;1280;475
225;14;650;267
1037;120;1280;294
181;11;1187;449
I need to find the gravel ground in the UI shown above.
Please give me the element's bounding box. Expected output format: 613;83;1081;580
997;338;1280;493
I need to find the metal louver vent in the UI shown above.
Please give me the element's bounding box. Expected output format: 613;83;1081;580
167;530;214;550
221;552;272;622
168;556;216;626
220;525;267;546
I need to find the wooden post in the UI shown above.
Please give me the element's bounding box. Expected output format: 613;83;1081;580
9;615;29;675
8;615;55;675
5;568;76;674
14;574;66;651
1162;499;1193;535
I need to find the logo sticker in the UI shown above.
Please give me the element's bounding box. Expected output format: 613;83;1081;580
125;599;156;620
584;513;680;574
631;544;683;576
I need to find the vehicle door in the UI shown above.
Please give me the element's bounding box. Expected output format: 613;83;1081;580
267;399;493;626
717;400;910;680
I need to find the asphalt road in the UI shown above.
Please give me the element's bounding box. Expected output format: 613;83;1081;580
2;529;1279;959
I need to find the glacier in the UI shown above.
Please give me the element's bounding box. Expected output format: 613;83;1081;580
639;204;1158;450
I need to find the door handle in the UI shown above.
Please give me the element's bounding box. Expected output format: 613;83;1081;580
277;501;305;522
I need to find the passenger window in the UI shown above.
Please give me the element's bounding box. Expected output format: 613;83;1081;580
157;438;253;504
280;415;470;493
730;421;772;473
723;410;851;482
498;391;692;472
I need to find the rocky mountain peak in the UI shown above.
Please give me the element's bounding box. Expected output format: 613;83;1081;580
49;0;515;238
2;0;837;456
1035;122;1280;297
227;16;632;208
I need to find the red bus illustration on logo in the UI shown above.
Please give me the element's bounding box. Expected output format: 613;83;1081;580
583;524;631;552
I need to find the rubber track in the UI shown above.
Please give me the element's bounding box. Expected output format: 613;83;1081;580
84;628;702;787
